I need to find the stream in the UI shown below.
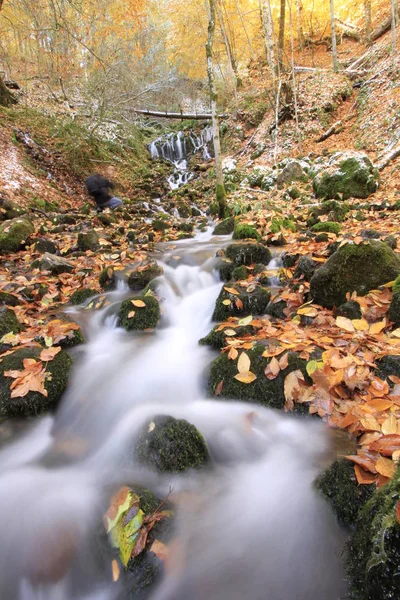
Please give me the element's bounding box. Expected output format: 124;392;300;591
0;228;347;597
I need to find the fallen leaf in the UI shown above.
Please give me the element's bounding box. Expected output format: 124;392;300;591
222;299;231;306
284;370;303;411
375;456;397;478
39;346;61;362
215;380;224;395
128;311;136;319
234;371;257;384
228;347;238;360
352;319;369;332
238;315;253;326
131;300;146;308
237;352;251;374
369;320;386;335
150;540;169;562
382;414;398;435
336;316;355;332
224;287;239;295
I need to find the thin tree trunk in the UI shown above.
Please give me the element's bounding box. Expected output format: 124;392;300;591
233;0;255;59
364;0;372;43
216;0;240;90
260;0;276;74
288;0;301;151
278;0;286;71
330;0;338;72
295;0;304;49
206;0;227;218
391;0;397;71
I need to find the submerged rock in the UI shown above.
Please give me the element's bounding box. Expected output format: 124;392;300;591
0;216;34;254
135;415;210;473
70;288;98;305
225;243;271;267
310;241;400;309
0;347;72;417
0;307;21;337
312;151;379;200
128;260;163;291
212;283;270;321
118;295;160;331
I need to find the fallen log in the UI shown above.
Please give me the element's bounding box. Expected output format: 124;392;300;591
316;120;343;143
370;13;397;42
133;109;228;120
377;144;400;170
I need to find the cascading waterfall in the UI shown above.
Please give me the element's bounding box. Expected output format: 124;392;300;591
149;127;213;190
0;229;347;600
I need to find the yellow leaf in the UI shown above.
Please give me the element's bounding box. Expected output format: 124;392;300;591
234;371;257;384
369;320;386;335
112;560;120;582
228;347;238;360
335;316;355;332
297;306;318;317
224;287;239;295
131;299;146;308
224;329;237;336
382;414;398;435
222;299;231;306
352;319;369;332
127;311;136;319
237;352;251;373
391;329;400;338
375;456;397;478
238;315;253;326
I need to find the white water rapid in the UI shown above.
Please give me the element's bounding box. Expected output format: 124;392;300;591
0;228;347;600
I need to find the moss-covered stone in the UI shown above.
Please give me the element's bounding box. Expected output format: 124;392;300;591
212;283;270;321
77;230;100;252
334;300;362;320
0;347;72;417
388;274;400;328
0;216;34;254
232;223;260;241
308;199;349;223
266;300;288;319
225;243;271;267
310;241;400;309
347;466;400;600
282;252;300;268
270;217;297;233
99;266;117;291
118;295;160;331
70;288;98;305
217;259;234;282
294;256;318;281
33;253;74;275
128;260;163;291
34;238;58;254
383;235;397;250
0;307;21;337
208;344;308;409
315;233;329;243
134;415;210;473
313;151;380;200
199;324;255;349
375;355;400;384
213;217;235;235
316;458;374;527
232;265;250;281
361;228;381;240
311;221;341;235
152;219;170;232
97;213;115;227
0;292;20;307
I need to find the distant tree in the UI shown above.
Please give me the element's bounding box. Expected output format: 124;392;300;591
0;0;17;107
260;0;276;75
364;0;372;43
278;0;286;71
329;0;338;71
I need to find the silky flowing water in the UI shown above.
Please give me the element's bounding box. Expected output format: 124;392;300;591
0;226;347;599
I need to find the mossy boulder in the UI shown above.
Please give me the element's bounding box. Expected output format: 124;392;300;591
310;241;400;309
152;219;170;232
312;151;379;200
33;253;74;275
308;200;349;223
77;230;100;252
213;283;270;321
70;288;98;305
316;458;374;527
388;275;400;328
375;355;400;384
0;216;34;254
276;159;307;187
0;347;72;417
294;256;319;282
347;466;400;600
334;300;362;320
208;344;307;409
0;292;20;307
0;307;21;337
213;216;235;235
134;415;210;473
266;299;288;319
384;235;397;250
225;243;271;267
128;260;163;291
99;266;117;291
232;223;260;241
199;324;255;349
217;259;234;282
118;295;160;331
34;238;58;254
311;221;341;235
232;265;250;281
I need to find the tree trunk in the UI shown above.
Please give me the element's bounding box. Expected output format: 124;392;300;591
278;0;286;71
133;109;228;120
260;0;276;74
295;0;304;49
391;0;397;71
330;0;338;72
206;0;227;218
364;0;372;43
0;78;17;107
216;0;240;89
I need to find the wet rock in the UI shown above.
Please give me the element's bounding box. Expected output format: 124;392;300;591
178;222;194;233
312;151;380;200
294;256;319;281
225;243;271;267
70;288;98;306
334;301;362;320
213;283;270;321
217;259;234;282
347;465;400;600
282;252;300;268
77;230;100;252
152;219;170;232
199;324;255;349
232;223;260;241
315;233;329;243
0;307;21;337
135;415;210;473
316;458;374;527
99;266;117;291
266;300;288;319
232;265;250;281
213;217;235;235
311;222;341;235
128;260;163;291
276;159;306;188
384;235;397;250
208;343;308;409
33;252;74;275
0;292;20;307
0;216;34;254
375;355;400;384
0;347;72;417
388;274;400;328
118;295;160;331
361;228;381;240
34;238;58;254
310;241;400;309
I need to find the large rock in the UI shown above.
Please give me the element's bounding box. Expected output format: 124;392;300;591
33;252;74;275
0;216;34;254
213;217;235;235
276;159;307;187
213;283;270;321
225;243;271;267
118;295;160;331
312;151;379;200
310;241;400;309
0;307;21;337
127;260;163;291
77;230;100;252
0;347;72;417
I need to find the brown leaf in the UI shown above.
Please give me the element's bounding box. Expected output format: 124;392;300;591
370;435;400;456
375;456;397;478
39;346;61;362
283;370;304;412
215;380;224;396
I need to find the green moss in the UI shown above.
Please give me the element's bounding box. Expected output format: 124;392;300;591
199;324;255;349
212;284;270;321
152;219;169;232
128;261;163;291
217;260;234;282
270;217;297;233
99;267;117;291
0;347;72;417
294;256;318;281
311;221;341;234
313;153;380;200
208;344;308;409
317;458;374;527
310;241;400;309
0;307;21;337
347;466;400;599
225;243;271;267
216;183;227;218
70;288;98;305
233;223;260;241
232;265;250;281
388;274;400;327
97;213;115;227
309;200;349;223
266;300;287;319
134;415;210;473
118;295;160;331
0;292;20;307
0;216;34;254
77;230;99;252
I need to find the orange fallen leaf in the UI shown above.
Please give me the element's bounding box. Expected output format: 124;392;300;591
131;300;146;308
237;352;251;374
39;346;61;362
234;371;257;384
375;456;397;478
335;316;354;332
